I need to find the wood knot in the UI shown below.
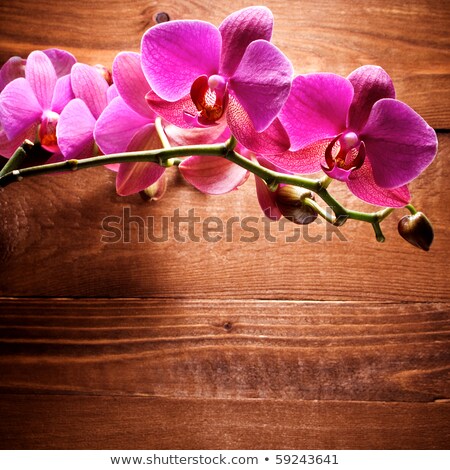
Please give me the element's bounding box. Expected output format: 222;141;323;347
223;322;233;332
154;12;170;23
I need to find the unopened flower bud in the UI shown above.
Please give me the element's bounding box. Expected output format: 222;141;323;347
398;212;434;251
275;185;318;225
140;175;167;202
94;64;113;86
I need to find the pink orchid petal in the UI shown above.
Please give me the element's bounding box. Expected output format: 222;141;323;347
0;124;37;158
347;158;410;207
71;63;108;119
141;20;221;101
347;65;396;132
165;122;228;146
145;90;198;128
230;40;293;132
43;49;77;78
113;52;154;118
25;51;57;110
219;6;273;77
255;175;282;220
227;96;290;154
280;74;353;151
264;138;332;174
116;127;165;196
0;78;42;140
57;98;96;159
0;56;26;91
361;98;438;188
50;74;74;114
105;164;120;172
94;96;151;155
179;155;248;194
107;84;119;102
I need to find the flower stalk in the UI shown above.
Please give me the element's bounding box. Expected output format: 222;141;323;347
0;139;403;242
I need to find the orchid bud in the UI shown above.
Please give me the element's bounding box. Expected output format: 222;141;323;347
140;175;167;202
94;64;113;86
275;185;318;225
398;212;434;251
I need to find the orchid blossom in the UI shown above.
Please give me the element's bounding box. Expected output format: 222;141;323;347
57;63;111;159
0;49;76;159
266;66;438;207
95;51;249;196
141;6;293;155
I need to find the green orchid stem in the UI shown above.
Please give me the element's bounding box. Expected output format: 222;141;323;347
406;204;418;215
303;197;336;225
0;138;399;241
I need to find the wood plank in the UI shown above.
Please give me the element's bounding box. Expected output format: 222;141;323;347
0;394;448;449
0;299;448;402
0;0;449;128
0;136;448;301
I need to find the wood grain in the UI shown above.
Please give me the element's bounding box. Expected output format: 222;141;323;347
0;0;449;127
0;0;449;451
0;299;448;402
1;394;448;449
0;135;448;301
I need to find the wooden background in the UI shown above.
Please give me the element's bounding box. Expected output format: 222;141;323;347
0;0;449;449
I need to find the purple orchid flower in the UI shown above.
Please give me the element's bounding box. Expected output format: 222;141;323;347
57;63;111;159
141;6;293;154
95;51;249;196
0;49;76;158
266;66;438;207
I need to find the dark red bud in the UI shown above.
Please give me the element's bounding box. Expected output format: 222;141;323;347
398;212;434;251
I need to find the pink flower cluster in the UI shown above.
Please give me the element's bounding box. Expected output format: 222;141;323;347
0;6;438;209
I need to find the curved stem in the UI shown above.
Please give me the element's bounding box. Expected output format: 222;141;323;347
0;138;399;241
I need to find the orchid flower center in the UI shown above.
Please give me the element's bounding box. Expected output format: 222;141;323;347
188;74;228;126
39;110;60;153
321;132;366;182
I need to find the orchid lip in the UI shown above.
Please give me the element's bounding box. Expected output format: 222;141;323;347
189;75;229;127
322;133;366;181
39;110;60;153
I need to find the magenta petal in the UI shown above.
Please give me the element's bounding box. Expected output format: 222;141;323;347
179;155;248;194
347;65;395;131
50;74;74;114
0;124;37;158
165;123;228;146
219;6;273;77
25;51;57;110
230;40;293;132
113;52;154;118
71;63;108;119
227;96;290;154
116;128;165;196
265;138;332;174
255;176;282;220
145;90;198;129
347;158;410;207
57;98;96;159
141;20;221;101
0;56;26;91
361;98;438;188
0;78;42;140
94;96;151;155
107;84;119;102
280;74;353;151
43;49;77;78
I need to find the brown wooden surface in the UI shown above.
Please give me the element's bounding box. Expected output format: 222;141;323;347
0;0;449;450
